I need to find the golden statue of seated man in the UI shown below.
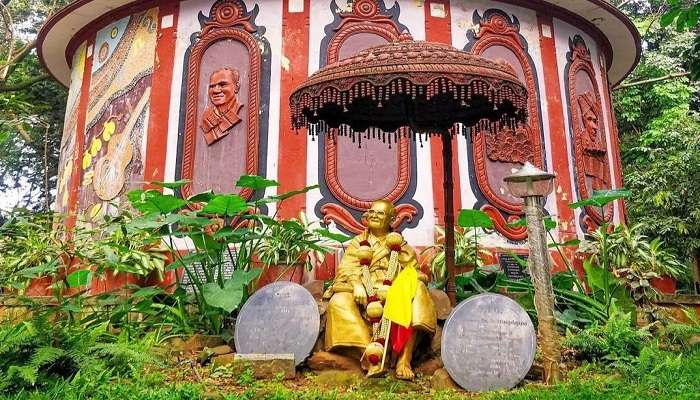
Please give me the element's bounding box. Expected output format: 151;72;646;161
323;200;437;379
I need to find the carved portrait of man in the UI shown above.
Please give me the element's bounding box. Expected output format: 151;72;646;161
577;91;609;191
200;67;244;145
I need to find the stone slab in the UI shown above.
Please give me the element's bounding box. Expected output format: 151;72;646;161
235;282;320;365
212;353;236;368
441;293;536;392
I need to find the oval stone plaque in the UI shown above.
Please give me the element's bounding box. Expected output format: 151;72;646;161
441;293;536;392
234;282;320;365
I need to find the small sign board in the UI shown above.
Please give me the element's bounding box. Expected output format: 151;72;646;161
498;253;529;281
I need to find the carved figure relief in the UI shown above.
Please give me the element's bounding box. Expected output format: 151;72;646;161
317;0;420;234
465;9;544;240
78;8;157;219
578;91;609;191
201;67;244;145
179;0;271;201
566;35;612;229
93;88;150;201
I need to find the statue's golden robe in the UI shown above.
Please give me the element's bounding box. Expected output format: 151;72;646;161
323;232;437;351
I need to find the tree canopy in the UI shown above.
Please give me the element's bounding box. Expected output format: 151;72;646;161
0;0;68;212
612;0;700;267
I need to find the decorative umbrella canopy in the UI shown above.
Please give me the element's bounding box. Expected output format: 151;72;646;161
289;35;529;305
290;34;528;136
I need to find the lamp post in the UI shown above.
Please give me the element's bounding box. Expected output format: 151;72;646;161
504;162;562;384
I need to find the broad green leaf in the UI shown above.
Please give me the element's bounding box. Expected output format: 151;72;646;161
228;268;262;287
315;228;353;244
202;269;262;312
241;214;278;226
515;291;535;312
509;217;558;233
236;175;280;189
688;6;699;27
66;269;91;288
127;189;188;214
188;191;215;203
190;232;223;252
201;194;247;216
260;185;320;203
568;189;630;209
556;308;585;330
548;239;581;248
457;209;493;229
661;7;681;27
202;282;244;313
544;217;557;231
676;10;688;31
507;218;526;228
150;180;190;189
173;214;216;227
552;272;576;291
126;213;166;229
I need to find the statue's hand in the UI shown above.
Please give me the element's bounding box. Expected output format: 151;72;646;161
352;283;368;306
417;271;429;284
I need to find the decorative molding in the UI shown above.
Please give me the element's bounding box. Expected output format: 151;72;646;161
316;0;418;233
320;202;418;235
466;9;545;239
566;35;612;227
481;204;528;241
180;0;263;203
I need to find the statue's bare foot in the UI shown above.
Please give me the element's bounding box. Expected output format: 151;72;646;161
395;360;415;380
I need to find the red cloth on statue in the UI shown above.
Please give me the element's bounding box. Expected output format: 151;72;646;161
391;323;414;354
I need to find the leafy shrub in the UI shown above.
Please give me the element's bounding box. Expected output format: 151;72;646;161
563;310;651;364
0;313;159;395
658;309;700;351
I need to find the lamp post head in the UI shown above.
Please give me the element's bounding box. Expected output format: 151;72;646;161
503;162;556;198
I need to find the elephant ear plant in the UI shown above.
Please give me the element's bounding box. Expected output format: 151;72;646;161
423;209;493;289
122;176;339;334
255;212;341;273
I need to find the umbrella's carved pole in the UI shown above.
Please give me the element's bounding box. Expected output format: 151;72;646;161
441;131;457;307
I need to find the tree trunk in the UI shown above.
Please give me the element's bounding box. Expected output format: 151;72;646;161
524;196;562;384
692;249;700;295
43;124;50;211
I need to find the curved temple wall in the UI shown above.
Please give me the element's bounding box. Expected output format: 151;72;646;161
53;0;628;268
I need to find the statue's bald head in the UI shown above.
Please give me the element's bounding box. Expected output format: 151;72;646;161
366;199;396;233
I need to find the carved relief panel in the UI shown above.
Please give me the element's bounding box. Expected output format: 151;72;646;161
565;35;612;229
316;0;421;234
78;8;158;219
56;42;87;214
178;0;271;201
464;10;545;240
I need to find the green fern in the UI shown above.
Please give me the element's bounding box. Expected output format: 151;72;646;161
29;347;66;371
6;365;38;386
